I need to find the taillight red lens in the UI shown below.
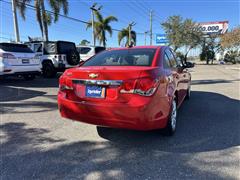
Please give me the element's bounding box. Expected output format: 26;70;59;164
136;78;155;92
122;79;135;91
0;53;16;59
59;76;73;91
120;77;159;96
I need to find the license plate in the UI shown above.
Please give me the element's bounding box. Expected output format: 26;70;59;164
85;85;105;98
22;59;29;64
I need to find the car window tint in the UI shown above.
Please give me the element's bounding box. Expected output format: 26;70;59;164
163;53;171;69
83;49;156;67
57;42;76;54
95;47;106;54
166;49;177;68
34;44;42;52
0;43;33;53
78;47;91;54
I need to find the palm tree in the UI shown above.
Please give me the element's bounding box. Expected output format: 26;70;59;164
15;0;69;41
87;11;118;47
118;27;136;47
80;39;90;45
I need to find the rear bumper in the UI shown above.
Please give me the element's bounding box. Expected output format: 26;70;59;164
58;92;169;131
0;63;41;76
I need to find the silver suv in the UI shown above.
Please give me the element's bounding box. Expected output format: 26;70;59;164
26;41;80;78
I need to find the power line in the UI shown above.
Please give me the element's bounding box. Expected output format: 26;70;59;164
0;0;146;35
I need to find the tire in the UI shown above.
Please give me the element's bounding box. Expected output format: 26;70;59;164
23;74;35;80
42;61;56;78
185;86;191;100
163;99;177;136
66;50;80;66
96;126;112;139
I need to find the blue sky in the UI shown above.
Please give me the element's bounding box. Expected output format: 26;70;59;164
0;0;239;47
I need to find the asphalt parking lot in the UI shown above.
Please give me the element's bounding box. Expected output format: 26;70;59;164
1;65;240;180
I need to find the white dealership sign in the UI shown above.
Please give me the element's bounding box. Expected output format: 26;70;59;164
198;21;228;35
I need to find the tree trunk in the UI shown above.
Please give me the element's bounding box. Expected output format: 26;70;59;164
40;0;48;41
183;47;192;64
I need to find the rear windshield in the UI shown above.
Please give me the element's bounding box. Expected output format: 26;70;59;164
83;48;156;66
77;47;91;54
0;43;33;53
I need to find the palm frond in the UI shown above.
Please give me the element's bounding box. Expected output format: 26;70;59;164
15;0;31;20
94;11;103;22
104;16;118;25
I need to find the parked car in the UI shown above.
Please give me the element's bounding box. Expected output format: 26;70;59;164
76;45;106;61
0;42;41;80
58;46;193;136
25;41;80;78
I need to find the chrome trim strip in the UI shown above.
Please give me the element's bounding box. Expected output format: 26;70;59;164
72;79;123;86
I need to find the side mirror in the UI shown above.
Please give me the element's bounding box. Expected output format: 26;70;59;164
184;61;195;68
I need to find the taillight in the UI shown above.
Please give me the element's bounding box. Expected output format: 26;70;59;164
120;77;159;96
59;76;73;92
0;53;16;59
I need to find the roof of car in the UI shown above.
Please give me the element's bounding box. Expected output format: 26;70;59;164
25;40;75;44
76;45;105;48
0;42;28;47
108;46;167;51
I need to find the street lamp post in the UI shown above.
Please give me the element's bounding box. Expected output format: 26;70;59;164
144;31;149;46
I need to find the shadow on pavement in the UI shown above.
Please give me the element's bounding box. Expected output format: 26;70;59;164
1;91;239;179
192;79;240;85
0;86;46;102
0;75;60;88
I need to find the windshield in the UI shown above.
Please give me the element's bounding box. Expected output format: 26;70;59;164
0;43;33;53
83;48;156;66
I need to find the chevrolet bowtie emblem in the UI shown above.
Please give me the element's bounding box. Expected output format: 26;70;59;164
89;73;98;78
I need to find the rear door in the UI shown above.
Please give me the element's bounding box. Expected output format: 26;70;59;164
164;48;185;105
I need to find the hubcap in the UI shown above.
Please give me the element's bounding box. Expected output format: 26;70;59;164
171;100;177;130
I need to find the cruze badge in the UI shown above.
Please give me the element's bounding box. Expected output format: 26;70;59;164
89;73;98;78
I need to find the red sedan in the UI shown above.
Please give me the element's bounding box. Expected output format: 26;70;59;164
58;46;193;135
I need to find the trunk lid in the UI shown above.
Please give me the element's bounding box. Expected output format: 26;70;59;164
66;66;159;103
4;51;39;66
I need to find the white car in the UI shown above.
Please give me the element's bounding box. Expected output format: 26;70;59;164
77;46;105;61
0;43;41;80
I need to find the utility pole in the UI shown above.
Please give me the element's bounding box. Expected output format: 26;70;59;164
90;3;102;46
144;31;149;46
128;22;136;47
150;10;153;45
11;0;20;42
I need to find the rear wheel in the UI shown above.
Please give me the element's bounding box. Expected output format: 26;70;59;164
163;99;177;136
23;74;35;80
96;126;112;139
42;61;56;78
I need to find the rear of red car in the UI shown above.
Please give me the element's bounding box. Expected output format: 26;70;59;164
58;47;171;130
